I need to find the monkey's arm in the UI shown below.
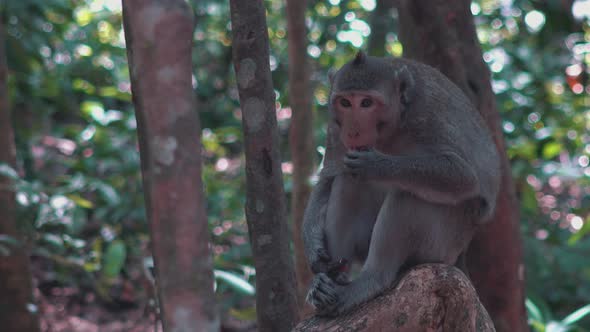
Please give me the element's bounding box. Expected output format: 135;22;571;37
344;149;479;206
302;175;334;273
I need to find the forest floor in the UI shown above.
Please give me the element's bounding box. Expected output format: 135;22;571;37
38;288;161;332
35;274;162;332
30;250;161;332
32;256;255;332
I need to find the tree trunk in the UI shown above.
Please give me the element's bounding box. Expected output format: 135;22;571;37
285;0;315;311
396;1;527;331
0;17;40;332
229;1;300;331
293;265;496;332
367;0;395;57
122;1;219;331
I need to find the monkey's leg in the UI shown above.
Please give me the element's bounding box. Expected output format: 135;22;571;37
306;175;383;308
324;175;384;272
309;193;475;317
308;192;405;316
303;173;377;275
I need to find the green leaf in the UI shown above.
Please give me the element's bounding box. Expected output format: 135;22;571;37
0;163;19;180
66;194;94;209
561;304;590;326
546;321;567;332
521;184;538;213
74;7;93;26
98;87;119;98
529;319;546;332
81;101;106;124
95;183;120;205
567;218;590;246
83;262;100;273
229;307;257;321
214;270;255;296
102;240;127;278
542;141;562;160
42;234;64;250
526;298;545;323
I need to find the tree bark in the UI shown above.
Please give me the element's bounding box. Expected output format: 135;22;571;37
122;1;219;331
0;16;40;332
367;0;395;57
293;265;496;332
285;0;315;311
229;1;300;331
396;1;527;331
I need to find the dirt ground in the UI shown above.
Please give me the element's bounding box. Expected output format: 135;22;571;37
37;286;162;332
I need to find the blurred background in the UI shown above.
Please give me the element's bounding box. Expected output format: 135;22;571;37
2;0;590;330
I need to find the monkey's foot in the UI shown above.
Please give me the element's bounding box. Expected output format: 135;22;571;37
306;273;351;317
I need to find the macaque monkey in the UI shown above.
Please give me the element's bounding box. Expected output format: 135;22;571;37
302;52;500;317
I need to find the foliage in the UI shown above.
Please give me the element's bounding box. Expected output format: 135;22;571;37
527;299;590;332
474;1;590;323
1;0;590;328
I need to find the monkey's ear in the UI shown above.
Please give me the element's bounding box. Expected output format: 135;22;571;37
353;51;367;65
396;65;415;105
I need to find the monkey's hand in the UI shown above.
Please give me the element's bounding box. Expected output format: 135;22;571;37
306;273;351;317
310;249;350;284
308;246;332;274
343;148;390;179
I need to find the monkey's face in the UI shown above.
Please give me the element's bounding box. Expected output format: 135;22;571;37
331;90;389;150
328;52;412;151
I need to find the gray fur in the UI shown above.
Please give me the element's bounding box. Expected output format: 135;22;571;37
302;54;501;317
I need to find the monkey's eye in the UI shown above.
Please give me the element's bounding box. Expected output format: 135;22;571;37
339;98;352;107
360;98;373;108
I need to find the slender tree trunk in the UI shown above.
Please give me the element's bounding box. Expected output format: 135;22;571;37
229;1;300;331
122;1;219;331
396;1;527;331
285;0;315;310
367;0;395;57
0;16;40;332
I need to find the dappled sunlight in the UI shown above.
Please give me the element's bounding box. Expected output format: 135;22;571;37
2;0;590;330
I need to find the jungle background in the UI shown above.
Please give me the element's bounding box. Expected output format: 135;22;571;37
1;0;590;331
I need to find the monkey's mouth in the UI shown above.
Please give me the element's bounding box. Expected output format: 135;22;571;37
353;146;370;151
